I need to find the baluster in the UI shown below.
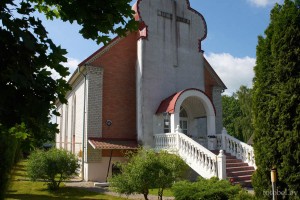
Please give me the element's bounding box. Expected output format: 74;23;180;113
158;136;161;149
208;157;211;171
237;144;241;159
212;160;216;174
199;152;203;166
204;155;208;170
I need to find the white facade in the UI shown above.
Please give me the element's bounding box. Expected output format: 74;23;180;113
136;0;220;146
56;0;227;182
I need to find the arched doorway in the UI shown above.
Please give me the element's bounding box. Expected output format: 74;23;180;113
156;88;216;147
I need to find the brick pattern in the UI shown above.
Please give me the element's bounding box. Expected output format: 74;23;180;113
86;66;103;138
86;142;102;163
91;32;137;140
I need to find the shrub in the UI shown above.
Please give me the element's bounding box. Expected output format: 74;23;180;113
27;148;79;190
109;148;187;200
231;190;259;200
172;177;242;200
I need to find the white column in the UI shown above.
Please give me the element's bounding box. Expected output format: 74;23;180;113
170;113;179;133
207;115;216;136
207;115;216;150
217;150;226;180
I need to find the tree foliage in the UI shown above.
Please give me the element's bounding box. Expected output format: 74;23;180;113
109;148;187;200
0;123;28;200
252;0;300;198
27;148;79;190
0;0;138;148
1;0;137;196
222;85;254;142
172;177;242;200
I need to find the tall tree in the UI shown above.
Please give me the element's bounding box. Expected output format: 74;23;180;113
235;86;254;142
222;94;242;139
0;0;137;198
222;85;253;142
0;0;137;148
252;0;300;198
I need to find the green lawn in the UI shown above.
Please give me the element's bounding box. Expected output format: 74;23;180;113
5;161;126;200
148;188;173;197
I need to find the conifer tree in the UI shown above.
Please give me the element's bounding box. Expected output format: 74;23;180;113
252;0;300;198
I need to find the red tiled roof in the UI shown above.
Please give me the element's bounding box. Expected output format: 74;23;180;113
156;88;216;114
156;91;184;114
88;138;138;150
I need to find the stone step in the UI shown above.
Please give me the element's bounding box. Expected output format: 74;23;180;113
208;149;255;188
228;174;252;182
226;159;245;164
226;162;249;168
225;156;237;159
227;170;254;177
227;166;255;173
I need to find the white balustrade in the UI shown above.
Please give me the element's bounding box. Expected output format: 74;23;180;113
154;132;218;179
221;128;256;169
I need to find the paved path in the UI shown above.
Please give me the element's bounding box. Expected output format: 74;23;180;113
65;181;175;200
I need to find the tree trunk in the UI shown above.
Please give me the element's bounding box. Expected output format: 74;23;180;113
143;193;149;200
143;189;149;200
158;188;164;200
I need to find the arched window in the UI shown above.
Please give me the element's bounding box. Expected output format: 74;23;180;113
71;95;76;153
59;107;63;149
180;107;188;134
64;104;68;150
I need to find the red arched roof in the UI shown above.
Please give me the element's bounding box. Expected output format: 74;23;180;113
156;88;215;114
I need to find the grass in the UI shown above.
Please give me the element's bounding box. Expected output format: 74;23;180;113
149;188;173;197
5;161;127;200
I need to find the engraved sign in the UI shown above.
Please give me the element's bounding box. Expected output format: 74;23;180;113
176;16;190;24
157;10;173;19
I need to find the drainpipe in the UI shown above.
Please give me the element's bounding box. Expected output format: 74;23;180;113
78;65;87;181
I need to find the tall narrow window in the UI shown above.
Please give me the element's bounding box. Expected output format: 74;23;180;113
59;108;64;149
71;95;76;153
163;112;170;133
163;119;170;133
64;104;68;150
180;107;188;135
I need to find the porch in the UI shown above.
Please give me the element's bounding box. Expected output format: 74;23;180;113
153;128;256;185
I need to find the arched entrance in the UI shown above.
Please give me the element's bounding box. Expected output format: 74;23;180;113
156;88;216;146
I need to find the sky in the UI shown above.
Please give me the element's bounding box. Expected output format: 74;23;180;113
40;0;283;95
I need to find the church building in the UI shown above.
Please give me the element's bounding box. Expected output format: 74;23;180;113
56;0;227;182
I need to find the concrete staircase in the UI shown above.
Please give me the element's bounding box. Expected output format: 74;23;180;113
212;150;255;187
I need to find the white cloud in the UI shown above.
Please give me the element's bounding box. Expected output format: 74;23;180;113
50;57;80;80
247;0;283;7
205;53;256;95
63;57;80;80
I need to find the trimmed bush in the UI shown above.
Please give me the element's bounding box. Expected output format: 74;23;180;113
27;148;79;190
109;148;187;200
172;177;242;200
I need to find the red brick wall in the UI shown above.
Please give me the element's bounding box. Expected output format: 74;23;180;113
91;32;137;140
204;66;217;99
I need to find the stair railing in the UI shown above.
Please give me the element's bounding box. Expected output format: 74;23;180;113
220;128;256;169
154;132;219;179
